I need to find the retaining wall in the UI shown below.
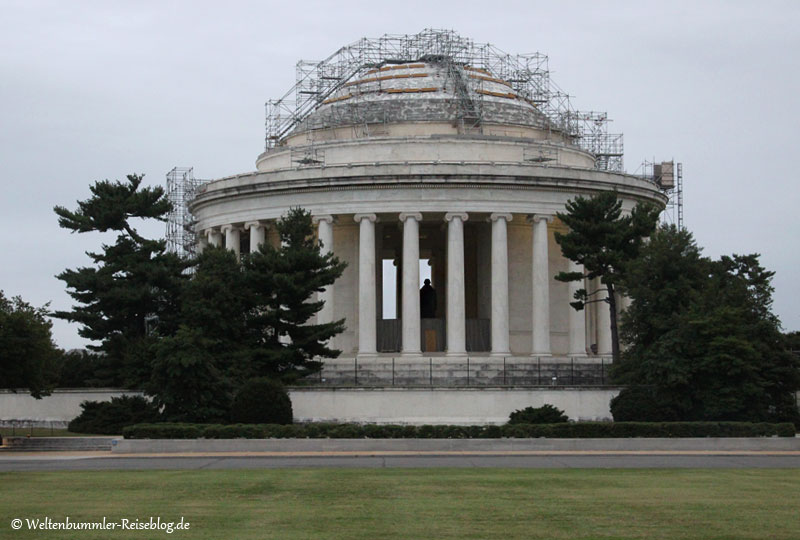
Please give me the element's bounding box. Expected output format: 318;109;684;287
289;387;620;424
0;387;620;427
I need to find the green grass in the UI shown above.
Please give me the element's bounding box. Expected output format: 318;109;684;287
0;428;111;438
1;469;798;539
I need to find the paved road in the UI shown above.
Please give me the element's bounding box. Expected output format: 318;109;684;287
2;452;800;471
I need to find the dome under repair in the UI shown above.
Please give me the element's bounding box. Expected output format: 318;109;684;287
265;29;624;171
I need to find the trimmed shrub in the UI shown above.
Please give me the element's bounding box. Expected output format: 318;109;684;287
69;396;160;435
122;422;205;439
121;421;796;439
508;404;569;424
203;424;267;439
230;378;293;425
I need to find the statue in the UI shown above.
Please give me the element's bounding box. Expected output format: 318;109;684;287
420;278;437;318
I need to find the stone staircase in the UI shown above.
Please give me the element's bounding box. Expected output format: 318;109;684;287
1;436;116;452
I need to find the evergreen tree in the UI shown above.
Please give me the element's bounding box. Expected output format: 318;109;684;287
149;325;232;422
178;245;253;382
146;246;247;420
554;191;660;362
0;291;61;398
244;208;347;381
54;174;188;387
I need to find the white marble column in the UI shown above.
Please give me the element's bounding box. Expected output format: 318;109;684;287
445;212;468;356
490;213;512;356
354;213;377;357
206;229;222;248
313;215;335;329
245;221;266;254
196;235;208;255
530;214;552;356
596;279;612;356
399;212;422;356
568;260;587;357
221;225;241;259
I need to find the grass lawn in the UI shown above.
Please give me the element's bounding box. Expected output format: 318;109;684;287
1;468;798;539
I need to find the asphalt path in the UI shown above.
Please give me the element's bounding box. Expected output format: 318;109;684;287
2;452;800;471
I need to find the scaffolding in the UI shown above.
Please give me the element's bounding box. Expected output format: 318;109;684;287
641;160;685;229
165;167;207;259
265;29;624;171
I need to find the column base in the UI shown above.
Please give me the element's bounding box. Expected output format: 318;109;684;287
401;351;422;358
445;350;467;357
490;351;511;357
530;352;552;358
356;352;378;360
568;353;588;358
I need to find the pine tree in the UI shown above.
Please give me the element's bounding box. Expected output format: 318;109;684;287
146;245;248;420
244;208;347;381
554;191;660;362
149;325;233;422
54;174;188;387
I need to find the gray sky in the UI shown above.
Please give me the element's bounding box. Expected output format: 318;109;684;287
2;0;798;349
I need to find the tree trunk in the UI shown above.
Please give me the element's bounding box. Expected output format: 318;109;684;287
607;282;620;363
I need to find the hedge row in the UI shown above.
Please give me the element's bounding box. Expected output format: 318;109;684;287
123;421;796;439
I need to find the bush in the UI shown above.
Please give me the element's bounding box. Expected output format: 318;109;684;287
121;421;796;439
229;378;293;425
69;395;160;435
508;404;569;424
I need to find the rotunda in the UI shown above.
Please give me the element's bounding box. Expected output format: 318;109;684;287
189;30;666;382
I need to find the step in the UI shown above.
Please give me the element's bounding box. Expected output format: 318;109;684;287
1;436;116;451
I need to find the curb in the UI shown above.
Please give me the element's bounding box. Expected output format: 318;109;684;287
111;437;800;454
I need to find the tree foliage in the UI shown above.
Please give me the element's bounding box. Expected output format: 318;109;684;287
554;191;660;361
0;291;61;398
145;208;346;420
230;378;293;425
54;174;188;387
55;175;344;419
56;349;108;388
612;225;800;423
149;325;233;423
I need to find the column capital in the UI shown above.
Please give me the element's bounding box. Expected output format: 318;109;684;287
220;224;239;234
489;212;513;223
205;228;218;237
354;213;377;223
444;212;469;223
527;214;554;224
399;212;422;223
312;214;335;225
244;221;263;230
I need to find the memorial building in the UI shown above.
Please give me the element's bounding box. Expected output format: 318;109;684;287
183;29;668;383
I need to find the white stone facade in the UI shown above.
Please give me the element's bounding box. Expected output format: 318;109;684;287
190;58;666;367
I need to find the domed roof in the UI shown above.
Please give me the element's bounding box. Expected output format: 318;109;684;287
289;59;551;137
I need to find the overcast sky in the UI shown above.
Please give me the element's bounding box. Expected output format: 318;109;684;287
1;0;798;349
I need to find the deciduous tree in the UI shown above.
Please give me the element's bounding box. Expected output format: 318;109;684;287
612;225;800;423
0;291;60;398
